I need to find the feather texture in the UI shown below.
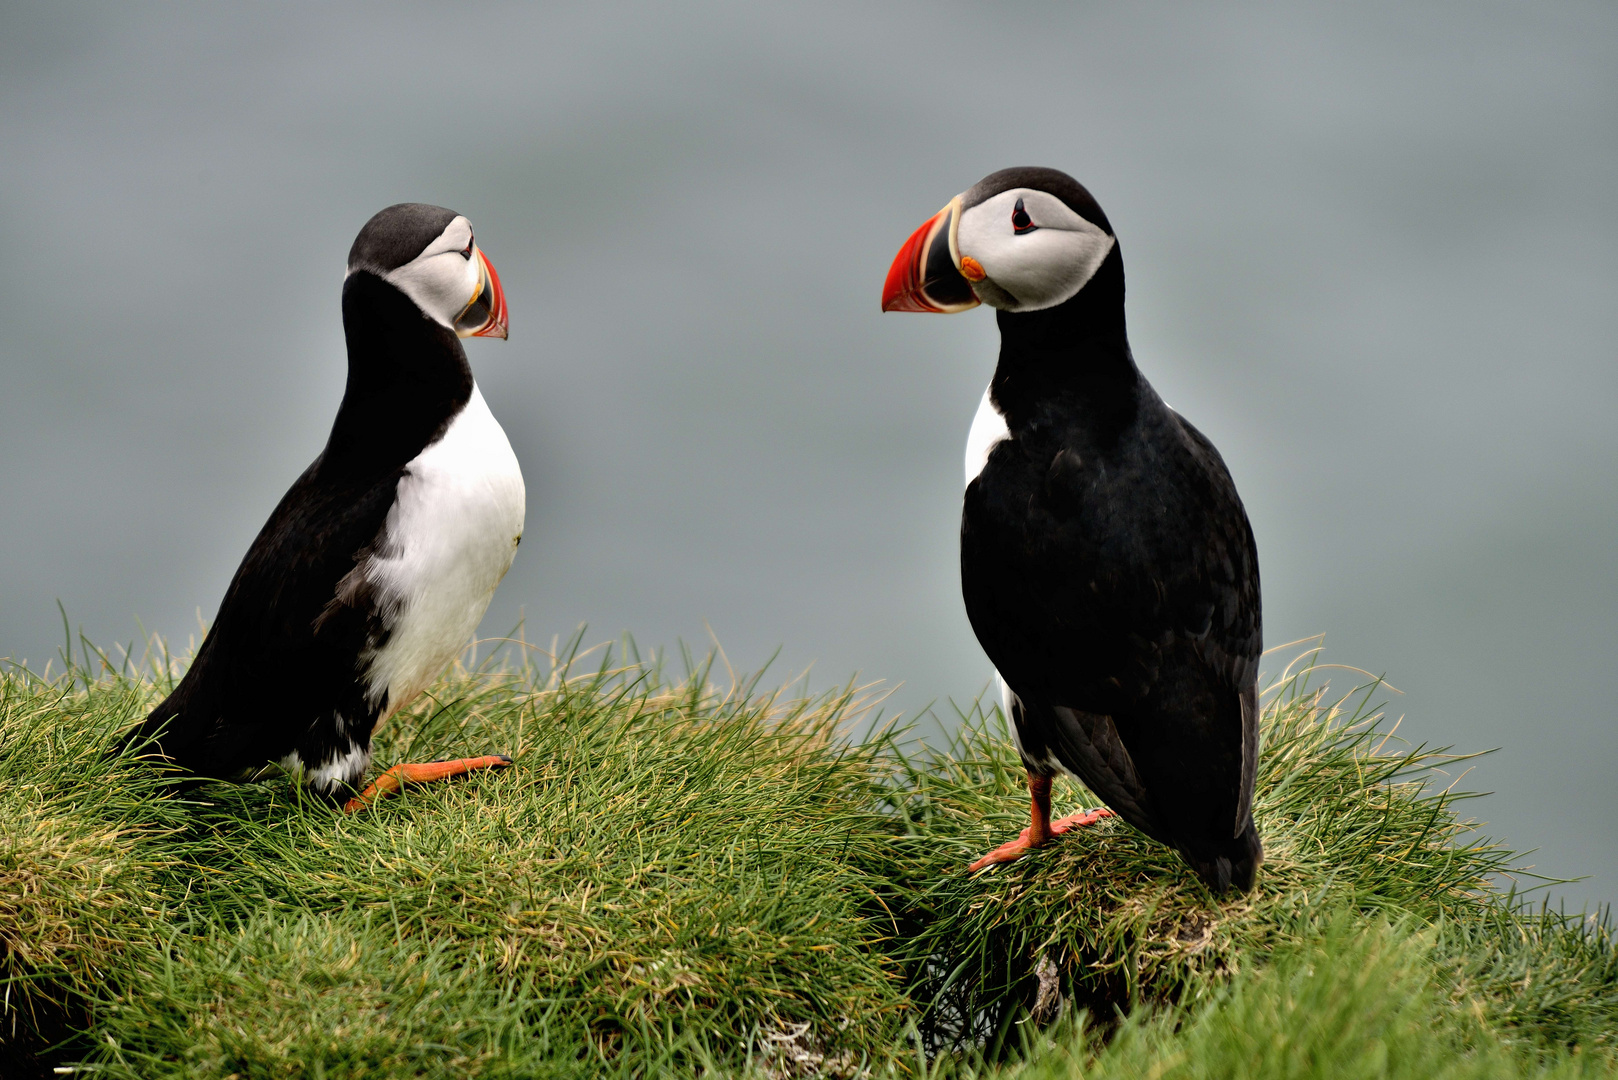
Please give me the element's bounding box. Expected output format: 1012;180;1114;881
960;234;1263;891
125;270;523;798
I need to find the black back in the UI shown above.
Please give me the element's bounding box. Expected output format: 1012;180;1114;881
126;262;473;785
958;173;1263;891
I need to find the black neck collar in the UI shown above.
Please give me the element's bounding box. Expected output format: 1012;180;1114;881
320;271;473;478
990;244;1139;437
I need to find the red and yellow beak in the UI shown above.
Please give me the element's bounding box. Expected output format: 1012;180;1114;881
455;247;509;339
881;195;981;313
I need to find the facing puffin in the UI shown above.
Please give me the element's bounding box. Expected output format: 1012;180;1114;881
125;203;524;811
883;168;1264;892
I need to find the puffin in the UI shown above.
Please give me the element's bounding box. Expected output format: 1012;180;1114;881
883;168;1263;892
125;203;524;812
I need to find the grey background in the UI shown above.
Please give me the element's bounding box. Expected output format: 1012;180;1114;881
1;3;1613;911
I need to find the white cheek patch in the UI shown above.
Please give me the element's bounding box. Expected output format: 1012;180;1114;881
381;217;481;328
958;189;1115;312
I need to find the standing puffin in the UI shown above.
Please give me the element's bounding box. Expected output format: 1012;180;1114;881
126;203;523;811
883;168;1263;892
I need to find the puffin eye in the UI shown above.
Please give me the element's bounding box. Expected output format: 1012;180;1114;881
1011;198;1038;235
461;236;474;260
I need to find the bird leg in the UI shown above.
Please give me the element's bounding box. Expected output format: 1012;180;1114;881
342;754;512;813
968;772;1113;872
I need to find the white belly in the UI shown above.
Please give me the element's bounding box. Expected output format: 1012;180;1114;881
361;382;525;716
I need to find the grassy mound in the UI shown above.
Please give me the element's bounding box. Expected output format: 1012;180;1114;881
884;657;1618;1060
930;915;1611;1080
0;637;1613;1077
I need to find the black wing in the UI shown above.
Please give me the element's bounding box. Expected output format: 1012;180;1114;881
1006;692;1166;839
1167;411;1262;836
962;389;1261;848
125;457;400;779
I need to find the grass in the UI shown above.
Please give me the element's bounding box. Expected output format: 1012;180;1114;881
881;653;1618;1061
0;632;1613;1078
926;914;1613;1080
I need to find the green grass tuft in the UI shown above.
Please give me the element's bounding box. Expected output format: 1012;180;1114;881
929;914;1614;1080
881;654;1616;1059
0;636;1613;1078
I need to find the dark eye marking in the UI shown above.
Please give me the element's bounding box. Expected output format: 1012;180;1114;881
1012;197;1038;235
461;235;475;259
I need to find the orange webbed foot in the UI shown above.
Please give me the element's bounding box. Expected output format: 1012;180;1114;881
967;807;1113;873
343;754;513;813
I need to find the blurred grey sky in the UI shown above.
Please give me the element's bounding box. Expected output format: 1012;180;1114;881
1;3;1613;910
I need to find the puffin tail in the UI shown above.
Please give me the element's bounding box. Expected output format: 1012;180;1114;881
114;703;173;760
1185;819;1264;894
115;694;194;766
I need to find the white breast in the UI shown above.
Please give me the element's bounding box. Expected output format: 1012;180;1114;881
360;382;525;717
964;383;1010;487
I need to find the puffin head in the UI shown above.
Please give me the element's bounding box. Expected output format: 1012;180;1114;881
347;203;508;339
882;167;1115;316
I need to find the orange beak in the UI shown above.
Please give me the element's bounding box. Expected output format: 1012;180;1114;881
881;196;980;314
456;247;509;339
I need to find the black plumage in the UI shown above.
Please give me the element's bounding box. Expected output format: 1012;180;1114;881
127;275;470;784
887;168;1263;891
124;203;517;805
